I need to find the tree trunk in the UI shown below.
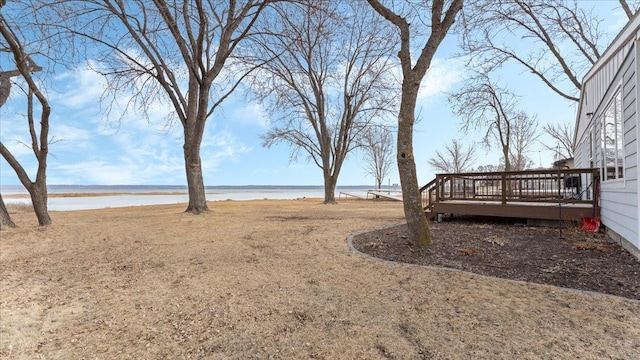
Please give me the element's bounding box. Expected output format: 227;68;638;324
29;182;51;226
398;86;431;245
502;145;511;172
0;143;51;226
184;141;208;214
0;193;17;229
366;0;461;246
323;172;337;204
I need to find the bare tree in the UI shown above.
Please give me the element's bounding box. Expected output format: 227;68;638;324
253;1;398;204
459;1;637;170
461;0;613;102
64;0;279;214
0;6;52;226
542;121;574;159
361;125;395;190
508;112;539;170
367;0;464;245
428;139;476;173
451;73;522;172
452;73;539;172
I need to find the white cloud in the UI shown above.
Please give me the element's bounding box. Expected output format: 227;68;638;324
44;122;255;185
53;64;106;109
51;124;94;142
608;8;630;34
202;129;252;171
417;57;466;102
229;102;269;128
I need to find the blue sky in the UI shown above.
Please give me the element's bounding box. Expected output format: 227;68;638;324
0;1;630;187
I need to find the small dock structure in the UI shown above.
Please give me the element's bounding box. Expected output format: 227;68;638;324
339;189;402;201
366;190;402;201
338;191;368;200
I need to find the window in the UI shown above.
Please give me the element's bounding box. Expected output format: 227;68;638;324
596;88;624;181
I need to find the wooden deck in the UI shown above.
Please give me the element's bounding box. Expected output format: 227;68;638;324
421;168;599;221
430;200;594;220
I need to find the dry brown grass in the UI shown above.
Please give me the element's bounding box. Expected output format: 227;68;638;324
1;199;639;359
5;201;33;214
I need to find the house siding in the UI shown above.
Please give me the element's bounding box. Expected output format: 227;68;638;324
575;31;640;255
577;44;632;140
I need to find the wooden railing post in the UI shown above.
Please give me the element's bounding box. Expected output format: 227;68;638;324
501;173;507;204
518;178;522;199
449;176;454;198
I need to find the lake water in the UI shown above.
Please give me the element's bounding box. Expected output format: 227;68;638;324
1;185;387;211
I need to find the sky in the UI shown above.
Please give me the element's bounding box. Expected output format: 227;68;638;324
0;1;631;187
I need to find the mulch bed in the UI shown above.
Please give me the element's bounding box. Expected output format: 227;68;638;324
351;216;640;301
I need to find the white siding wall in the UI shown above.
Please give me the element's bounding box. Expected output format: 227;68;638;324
576;37;640;253
600;48;638;246
576;39;634;146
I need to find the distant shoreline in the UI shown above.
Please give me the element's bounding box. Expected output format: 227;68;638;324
0;184;385;196
2;186;385;211
4;192;192;199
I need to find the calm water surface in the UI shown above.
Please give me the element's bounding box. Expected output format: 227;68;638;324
1;185;385;211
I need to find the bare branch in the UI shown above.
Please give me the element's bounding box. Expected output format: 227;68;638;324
619;0;638;19
541;121;574;159
360;125;395;188
428;139;477;173
508;111;540;170
461;0;608;102
251;1;398;203
450;73;539;172
63;0;279;213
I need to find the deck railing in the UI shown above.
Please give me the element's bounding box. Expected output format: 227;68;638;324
420;168;599;211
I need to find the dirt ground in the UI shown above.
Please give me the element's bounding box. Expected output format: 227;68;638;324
1;199;639;359
351;216;640;301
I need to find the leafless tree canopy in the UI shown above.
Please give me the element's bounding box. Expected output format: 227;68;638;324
508;112;539;171
252;0;398;203
428;139;476;174
450;72;538;172
542;121;574;160
461;0;611;102
360;125;395;189
63;0;278;213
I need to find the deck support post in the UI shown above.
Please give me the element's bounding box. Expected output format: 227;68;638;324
558;165;563;238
